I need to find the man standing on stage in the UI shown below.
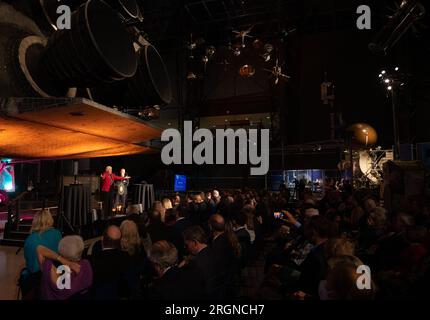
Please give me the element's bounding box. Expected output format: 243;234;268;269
100;166;129;219
114;168;130;213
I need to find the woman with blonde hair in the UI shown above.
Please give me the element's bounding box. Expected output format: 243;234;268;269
120;220;142;256
24;209;62;274
162;198;173;210
120;219;150;297
153;200;166;222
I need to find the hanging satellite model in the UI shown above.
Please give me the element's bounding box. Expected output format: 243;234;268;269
232;25;253;48
263;59;290;84
205;45;216;58
232;43;242;56
261;43;274;62
239;65;255;77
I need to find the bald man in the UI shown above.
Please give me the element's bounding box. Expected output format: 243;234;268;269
209;214;225;241
90;225;136;299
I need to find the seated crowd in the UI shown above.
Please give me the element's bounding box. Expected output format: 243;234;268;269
20;187;430;300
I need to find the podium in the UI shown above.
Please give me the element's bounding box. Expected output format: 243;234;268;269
132;183;154;212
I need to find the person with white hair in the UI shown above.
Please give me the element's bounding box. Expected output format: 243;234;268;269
148;240;202;299
37;235;93;300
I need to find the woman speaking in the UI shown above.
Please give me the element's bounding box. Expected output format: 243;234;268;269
100;166;129;219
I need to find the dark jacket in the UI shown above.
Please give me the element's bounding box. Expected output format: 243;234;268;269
147;221;169;243
149;266;204;300
188;246;223;299
298;242;327;296
210;233;239;298
235;227;251;267
89;248;134;299
174;217;192;236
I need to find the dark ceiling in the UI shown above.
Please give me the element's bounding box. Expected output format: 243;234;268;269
141;0;399;49
139;0;430;147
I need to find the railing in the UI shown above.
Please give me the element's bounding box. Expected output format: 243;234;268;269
5;191;28;236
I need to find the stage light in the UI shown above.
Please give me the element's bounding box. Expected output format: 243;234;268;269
381;70;386;75
384;79;390;83
379;74;383;78
395;67;399;71
387;86;393;90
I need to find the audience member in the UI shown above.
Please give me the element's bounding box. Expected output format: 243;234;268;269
38;235;92;300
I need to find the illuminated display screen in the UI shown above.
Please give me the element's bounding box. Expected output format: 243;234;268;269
0;159;15;192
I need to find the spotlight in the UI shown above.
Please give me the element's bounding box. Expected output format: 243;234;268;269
387;86;393;90
395;67;399;71
381;70;386;75
384;79;390;83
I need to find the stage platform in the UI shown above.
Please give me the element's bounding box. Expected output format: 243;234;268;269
0;97;162;159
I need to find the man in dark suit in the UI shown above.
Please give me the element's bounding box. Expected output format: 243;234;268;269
89;225;135;299
147;209;169;243
298;216;334;296
183;226;224;299
208;214;240;298
174;206;192;236
148;241;203;300
190;193;209;226
232;212;251;268
165;208;185;261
